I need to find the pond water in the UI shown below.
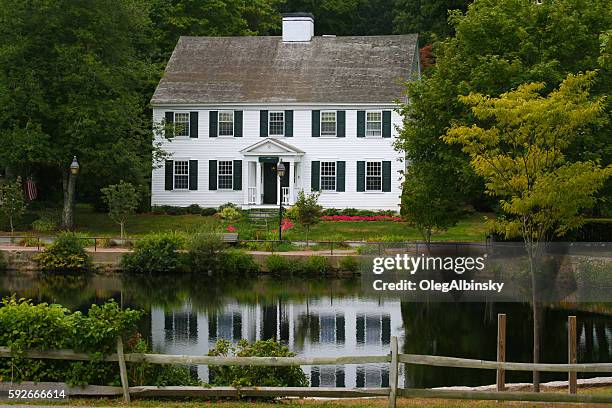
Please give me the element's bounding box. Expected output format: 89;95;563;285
2;271;611;388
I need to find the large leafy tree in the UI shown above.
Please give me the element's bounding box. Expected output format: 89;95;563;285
445;72;612;392
0;0;157;225
150;0;283;62
280;0;394;36
393;0;471;44
396;0;612;214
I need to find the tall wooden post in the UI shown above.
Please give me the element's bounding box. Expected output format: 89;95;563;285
388;336;399;408
496;313;506;392
568;316;577;394
116;337;131;403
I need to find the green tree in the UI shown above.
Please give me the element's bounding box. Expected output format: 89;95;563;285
150;0;282;61
395;0;612;213
0;0;158;227
400;165;464;249
393;0;471;44
100;181;140;239
293;190;322;246
0;177;26;233
280;0;394;36
444;72;612;392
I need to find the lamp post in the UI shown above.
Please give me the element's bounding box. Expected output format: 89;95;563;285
276;161;285;241
62;156;80;231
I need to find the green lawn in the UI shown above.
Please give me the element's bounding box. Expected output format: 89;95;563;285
6;205;490;243
7;389;612;408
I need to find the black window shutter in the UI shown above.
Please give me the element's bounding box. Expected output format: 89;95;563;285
336;161;345;192
165;160;174;190
357;111;365;138
357;161;365;192
284;110;293;137
233;160;242;190
382;161;392;192
312;110;320;137
337;110;345;137
189;160;198;190
165;112;174;138
383;111;392;138
311;161;320;191
209;160;217;190
209;111;218;137
189;112;198;138
260;110;268;137
234;111;243;137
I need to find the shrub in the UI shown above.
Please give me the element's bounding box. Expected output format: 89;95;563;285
303;256;331;276
339;256;360;273
187;204;202;214
219;206;242;222
265;254;290;274
32;218;57;233
17;236;43;247
218;202;239;212
221;250;260;275
34;233;92;272
0;297;142;385
121;232;185;274
185;233;227;273
208;339;307;387
151;205;188;215
200;207;217;216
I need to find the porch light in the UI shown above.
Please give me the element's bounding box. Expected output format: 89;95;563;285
276;162;285;178
70;156;80;175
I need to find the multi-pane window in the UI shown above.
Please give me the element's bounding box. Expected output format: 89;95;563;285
366;111;382;137
218;111;234;136
366;161;382;191
218;160;233;189
320;111;337;136
269;111;285;136
174;112;190;137
174;160;189;190
320;161;336;191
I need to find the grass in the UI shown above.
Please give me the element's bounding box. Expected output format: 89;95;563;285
7;388;612;408
2;205;490;243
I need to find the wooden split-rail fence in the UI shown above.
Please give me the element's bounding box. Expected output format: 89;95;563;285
1;315;611;406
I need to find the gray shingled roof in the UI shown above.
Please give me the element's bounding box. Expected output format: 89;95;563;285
151;35;419;105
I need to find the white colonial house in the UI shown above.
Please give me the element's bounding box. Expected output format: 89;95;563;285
151;13;419;210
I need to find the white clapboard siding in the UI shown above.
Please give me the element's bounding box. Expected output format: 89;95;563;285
151;106;404;210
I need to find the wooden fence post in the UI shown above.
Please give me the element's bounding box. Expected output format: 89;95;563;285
116;337;131;403
568;316;577;394
496;313;506;392
389;336;399;408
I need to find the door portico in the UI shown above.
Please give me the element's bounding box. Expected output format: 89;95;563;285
240;139;304;207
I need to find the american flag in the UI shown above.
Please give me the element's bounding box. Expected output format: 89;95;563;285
25;177;37;201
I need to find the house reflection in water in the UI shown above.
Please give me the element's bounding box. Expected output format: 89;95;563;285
151;297;404;387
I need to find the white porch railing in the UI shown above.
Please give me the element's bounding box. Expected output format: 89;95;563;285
282;187;290;205
247;187;257;204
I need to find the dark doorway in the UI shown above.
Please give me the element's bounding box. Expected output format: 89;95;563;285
263;163;277;204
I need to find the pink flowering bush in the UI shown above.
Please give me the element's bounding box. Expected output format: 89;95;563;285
226;225;237;232
321;215;402;222
281;218;294;231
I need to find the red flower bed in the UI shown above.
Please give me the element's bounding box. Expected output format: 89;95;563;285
321;215;402;222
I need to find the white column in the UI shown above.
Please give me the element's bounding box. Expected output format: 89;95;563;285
289;161;295;204
276;162;281;206
242;160;249;205
256;161;262;205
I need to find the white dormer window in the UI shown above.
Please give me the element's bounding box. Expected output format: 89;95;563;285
218;111;234;136
269;111;285;136
174;112;190;137
366;111;382;137
320;111;337;136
